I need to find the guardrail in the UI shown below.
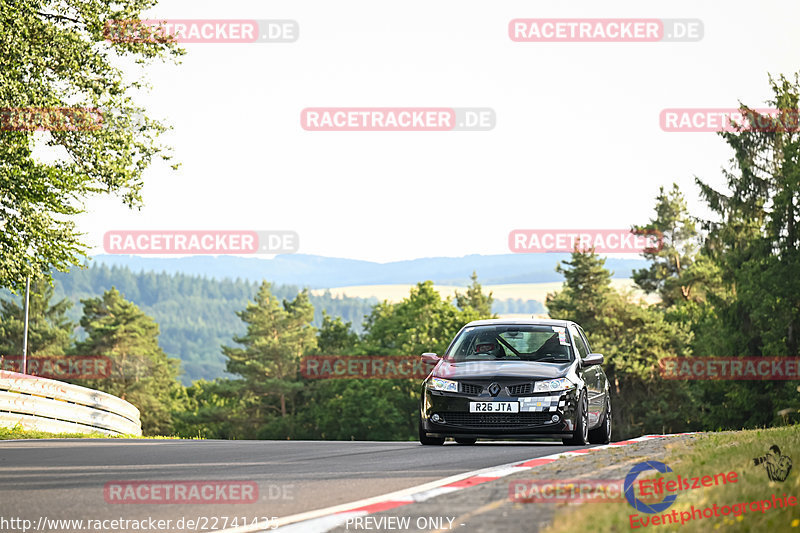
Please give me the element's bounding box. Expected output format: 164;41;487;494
0;370;141;436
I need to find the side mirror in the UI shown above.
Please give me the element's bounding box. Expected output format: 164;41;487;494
583;353;604;367
421;353;440;364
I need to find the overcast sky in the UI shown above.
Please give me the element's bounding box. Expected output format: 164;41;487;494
75;0;800;263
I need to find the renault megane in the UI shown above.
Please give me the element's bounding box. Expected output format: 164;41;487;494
418;318;611;446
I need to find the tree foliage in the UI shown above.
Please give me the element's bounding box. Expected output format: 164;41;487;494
0;278;74;357
222;282;317;437
455;271;496;319
633;184;719;307
686;74;800;428
547;249;694;438
696;74;800;357
179;279;496;440
73;287;185;435
0;0;180;290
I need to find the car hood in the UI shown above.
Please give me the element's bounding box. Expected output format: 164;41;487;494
433;360;571;380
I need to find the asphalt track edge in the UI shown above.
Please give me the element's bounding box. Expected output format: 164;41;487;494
213;434;692;533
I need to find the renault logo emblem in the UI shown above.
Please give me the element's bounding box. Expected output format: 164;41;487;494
488;383;501;396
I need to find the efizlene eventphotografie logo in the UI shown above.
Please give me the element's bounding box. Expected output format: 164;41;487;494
624;459;796;529
624;461;678;514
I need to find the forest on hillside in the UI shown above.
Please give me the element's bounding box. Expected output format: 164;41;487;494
0;264;544;383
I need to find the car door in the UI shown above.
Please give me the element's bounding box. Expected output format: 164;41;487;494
578;324;609;425
569;325;604;428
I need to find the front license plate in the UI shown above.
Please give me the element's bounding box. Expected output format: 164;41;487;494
469;402;519;413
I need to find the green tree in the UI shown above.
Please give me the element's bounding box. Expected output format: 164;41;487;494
633;184;719;307
455;271;496;319
223;282;317;437
353;282;482;439
0;278;74;358
362;281;467;355
173;379;244;440
592;294;694;437
73;287;185;435
296;379;417;441
690;74;800;428
696;74;800;357
315;311;359;355
547;250;694;438
0;0;180;290
293;311;364;439
546;250;612;330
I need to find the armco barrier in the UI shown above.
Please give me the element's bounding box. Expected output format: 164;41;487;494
0;370;141;436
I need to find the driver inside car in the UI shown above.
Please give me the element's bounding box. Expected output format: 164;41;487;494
473;334;506;358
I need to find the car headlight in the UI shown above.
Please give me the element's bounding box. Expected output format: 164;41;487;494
429;377;459;393
534;378;574;393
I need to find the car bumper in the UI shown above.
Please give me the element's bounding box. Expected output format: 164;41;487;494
420;387;580;439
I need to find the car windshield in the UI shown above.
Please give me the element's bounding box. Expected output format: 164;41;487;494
444;325;573;363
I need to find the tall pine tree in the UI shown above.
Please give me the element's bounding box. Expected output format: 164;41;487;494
455;271;496;319
692;74;800;428
547;250;694;438
697;74;800;357
73;287;184;435
223;282;317;436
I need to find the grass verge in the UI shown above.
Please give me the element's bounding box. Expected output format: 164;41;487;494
0;424;181;440
544;426;800;532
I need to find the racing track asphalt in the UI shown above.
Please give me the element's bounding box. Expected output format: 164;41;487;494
0;439;591;532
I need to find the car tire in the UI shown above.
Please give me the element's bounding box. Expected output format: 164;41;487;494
419;418;445;445
455;437;477;445
562;390;589;446
588;397;612;444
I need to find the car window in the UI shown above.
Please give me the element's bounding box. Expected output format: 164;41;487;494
445;325;573;363
569;325;589;358
577;325;592;353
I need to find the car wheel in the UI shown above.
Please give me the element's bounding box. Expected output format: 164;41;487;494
455;437;477;445
562;390;589;446
419;418;445;445
588;397;611;444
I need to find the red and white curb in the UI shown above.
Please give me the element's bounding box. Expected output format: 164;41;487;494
215;434;692;533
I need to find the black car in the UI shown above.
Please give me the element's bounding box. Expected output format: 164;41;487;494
419;319;611;446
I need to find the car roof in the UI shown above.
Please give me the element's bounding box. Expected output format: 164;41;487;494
463;318;576;328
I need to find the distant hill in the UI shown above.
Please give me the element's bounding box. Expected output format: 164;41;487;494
4;264;549;384
43;265;379;384
90;253;647;287
312;279;655;306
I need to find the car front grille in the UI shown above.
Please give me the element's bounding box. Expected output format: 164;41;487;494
507;383;533;395
460;383;483;395
442;412;551;429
